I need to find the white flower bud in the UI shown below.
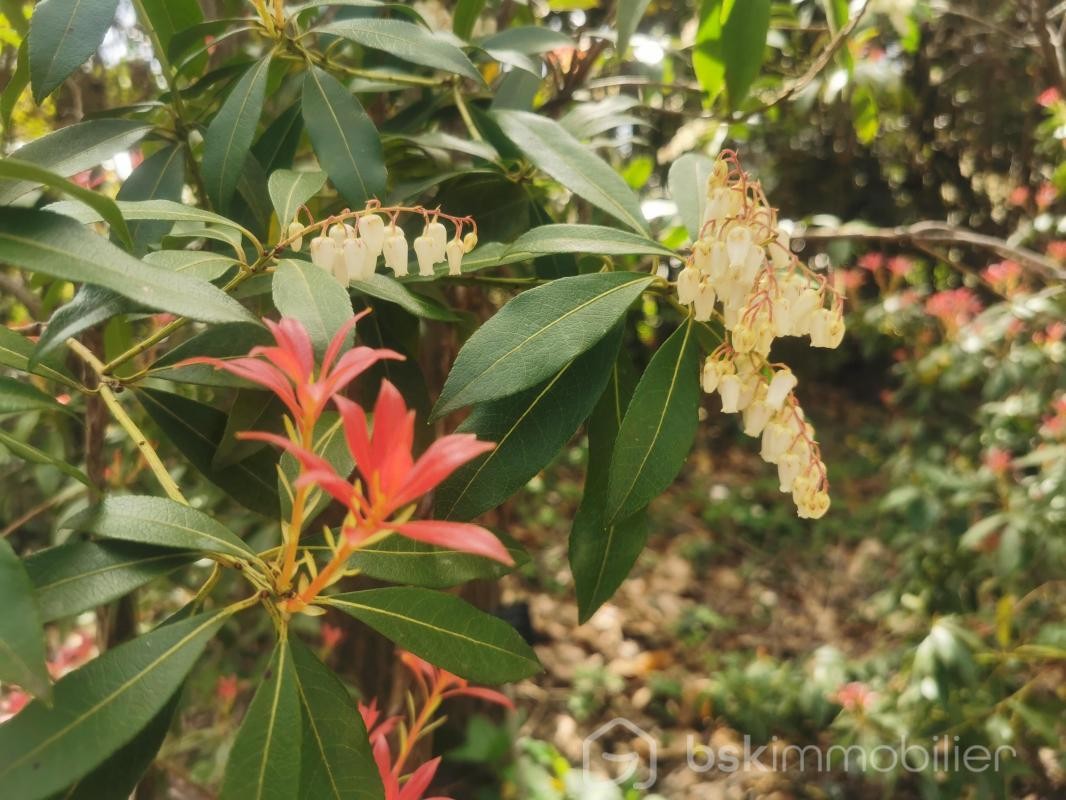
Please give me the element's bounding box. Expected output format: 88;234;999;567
463;231;478;253
719;374;742;413
357;214;385;258
810;308;845;348
731;321;757;354
760;421;790;463
743;399;773;437
426;221;448;262
736;374;759;412
414;235;436;276
676;265;700;305
772;297;792;337
778;452;803;493
383;228;409;276
446;238;464;276
287;221;304;252
708;240;729;283
766;369;798;411
693;239;713;273
703;187;732;226
329;224;348;246
693;279;716;321
332;247;348;285
789;289;822;336
702;358;722;394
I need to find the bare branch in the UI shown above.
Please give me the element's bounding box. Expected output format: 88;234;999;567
796;221;1066;282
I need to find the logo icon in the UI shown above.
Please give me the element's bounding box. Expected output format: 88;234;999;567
583;718;657;789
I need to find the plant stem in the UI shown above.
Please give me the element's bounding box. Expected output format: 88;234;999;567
453;83;483;142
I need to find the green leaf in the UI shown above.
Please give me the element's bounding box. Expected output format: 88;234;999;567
220;637;302;800
492;110;648;233
0;209;254;323
148;322;273;387
0;428;90;485
59;691;182;800
203;56;271;211
1;40;29;129
436;326;621;521
302;67;386;209
28;0;120;101
253;102;304;174
345;534;525;589
433;272;652;418
694;0;770;107
139;0;203;53
0;119;150;204
116;144;187;256
273;259;355;357
143;249;241;282
0;326;77;388
570;349;648;622
0;376;72;417
0;159;132;249
137;388;280;513
33;288;137;366
851;85;880;144
479;26;572;53
67;495;261;565
268;169;326;229
0;608;230;800
214;390;286;469
317;19;483;83
509;224;674;258
351;273;458;321
615;0;652;56
668;153;716;240
327;587;541;684
290;638;383;800
453;0;487;39
47;199;254;242
0;538;50;701
605;319;700;522
25;541;192;623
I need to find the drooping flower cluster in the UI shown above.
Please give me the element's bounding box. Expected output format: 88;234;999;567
678;151;844;518
359;651;512;800
288;202;478;285
182;316;509;611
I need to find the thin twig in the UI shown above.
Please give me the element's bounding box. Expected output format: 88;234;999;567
796;221;1066;282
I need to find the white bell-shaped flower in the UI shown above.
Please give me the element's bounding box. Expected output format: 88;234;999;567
425;221;448;262
383;227;409;276
731;320;757;353
702;357;727;394
343;238;368;282
771;230;792;269
725;225;752;266
708;240;730;283
778;452;803;493
809;308;845;348
331;247;348;285
446;238;464;276
693;279;717;321
288;221;304;252
760;420;790;463
693;239;713;273
718;373;742;413
328;224;349;247
743;396;773;437
789;289;822;336
358;214;385;258
676;265;700;305
414;235;436;276
310;235;336;271
765;369;798;411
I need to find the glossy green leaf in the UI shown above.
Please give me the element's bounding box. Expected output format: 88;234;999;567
694;0;770;107
0;327;77;388
25;540;192;623
0;376;72;417
67;495;261;564
492;110;648;233
46;199;254;241
28;0;120;101
668;153;716;241
345;534;525;589
268;170;326;229
615;0;652;56
148;323;273;387
351;273;458;321
302;67;386;209
0;428;90;485
436;326;621;521
0;209;254;323
290;638;383;800
0;119;150;204
219;638;301;800
570;349;648;622
273;259;355;357
214;391;286;469
452;0;485;38
0;159;132;249
253;102;304;174
479;26;572;53
139;0;203;53
0;538;50;701
137;388;280;513
317;19;483;83
509;224;674;258
433;272;652;418
0;608;230;800
116;144;186;256
203;56;271;211
327;587;541;684
143;249;241;282
605;319;700;522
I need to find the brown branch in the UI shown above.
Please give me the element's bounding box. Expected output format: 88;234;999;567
796;221;1066;282
1032;0;1066;94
